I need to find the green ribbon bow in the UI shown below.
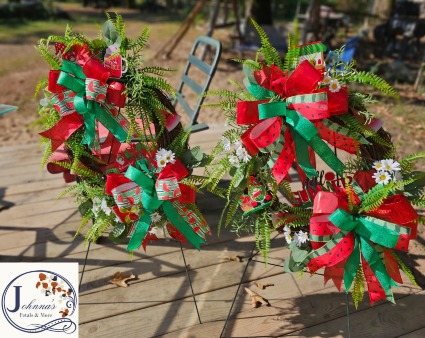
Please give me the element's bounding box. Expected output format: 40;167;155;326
323;208;409;301
242;64;345;179
258;101;345;178
125;159;205;251
57;59;128;147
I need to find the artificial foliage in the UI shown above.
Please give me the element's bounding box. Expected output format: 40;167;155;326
36;14;210;252
204;19;425;306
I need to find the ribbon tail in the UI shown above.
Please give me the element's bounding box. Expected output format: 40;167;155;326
383;249;403;284
304;232;354;274
81;112;97;147
291;128;317;179
269;128;295;184
315;120;360;154
360;237;397;304
324;263;345;291
162;201;205;250
127;212;151;251
343;235;361;291
309;134;345;176
39;113;84;152
94;104;128;143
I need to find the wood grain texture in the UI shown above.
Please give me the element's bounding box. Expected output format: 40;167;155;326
1;137;425;338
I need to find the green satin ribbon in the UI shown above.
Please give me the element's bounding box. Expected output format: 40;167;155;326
125;160;205;251
328;208;406;294
58;59;128;147
258;101;345;178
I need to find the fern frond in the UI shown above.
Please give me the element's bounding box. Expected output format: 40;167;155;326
250;18;284;69
390;251;418;286
411;198;425;207
348;71;399;99
400;151;425;174
35;39;61;69
352;265;365;309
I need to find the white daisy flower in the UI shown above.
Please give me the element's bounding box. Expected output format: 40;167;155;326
92;197;102;217
233;140;241;148
228;155;240;168
164;149;176;164
322;75;332;85
151;212;162;223
283;225;291;236
372;170;391;185
328;79;341;93
221;136;231;151
100;199;112;216
285;233;292;244
382;159;401;172
155;148;168;161
236;146;251;163
295;230;309;247
373;160;385;171
157;157;168;168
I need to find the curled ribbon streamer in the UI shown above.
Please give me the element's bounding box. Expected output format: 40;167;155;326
57;59;128;148
304;189;418;305
124;159;206;251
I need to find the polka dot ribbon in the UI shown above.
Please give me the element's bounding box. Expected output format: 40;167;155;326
303;190;418;305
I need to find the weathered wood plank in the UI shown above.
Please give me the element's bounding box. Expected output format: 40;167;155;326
0;168;58;185
2;178;67;196
0;196;75;221
0;219;81;251
78;245;287;324
161;282;421;338
78;265;298;337
0;208;79;234
287;290;425;338
1;186;70;206
78;235;286;295
399;327;425;338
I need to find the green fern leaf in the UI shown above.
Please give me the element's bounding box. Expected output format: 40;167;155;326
352;265;365;309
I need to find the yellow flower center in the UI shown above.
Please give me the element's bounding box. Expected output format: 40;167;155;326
380;174;387;180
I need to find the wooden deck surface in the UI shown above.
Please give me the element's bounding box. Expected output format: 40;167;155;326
1;124;425;338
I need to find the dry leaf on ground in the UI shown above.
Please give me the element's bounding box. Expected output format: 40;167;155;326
244;287;270;308
108;272;136;288
254;282;274;290
220;255;243;262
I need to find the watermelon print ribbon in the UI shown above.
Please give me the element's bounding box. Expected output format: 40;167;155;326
55;58;128;148
123;158;207;251
304;190;418;305
237;60;345;183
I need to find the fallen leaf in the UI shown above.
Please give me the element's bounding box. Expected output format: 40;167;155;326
220;255;243;262
244;287;270;308
255;282;274;290
108;272;136;288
